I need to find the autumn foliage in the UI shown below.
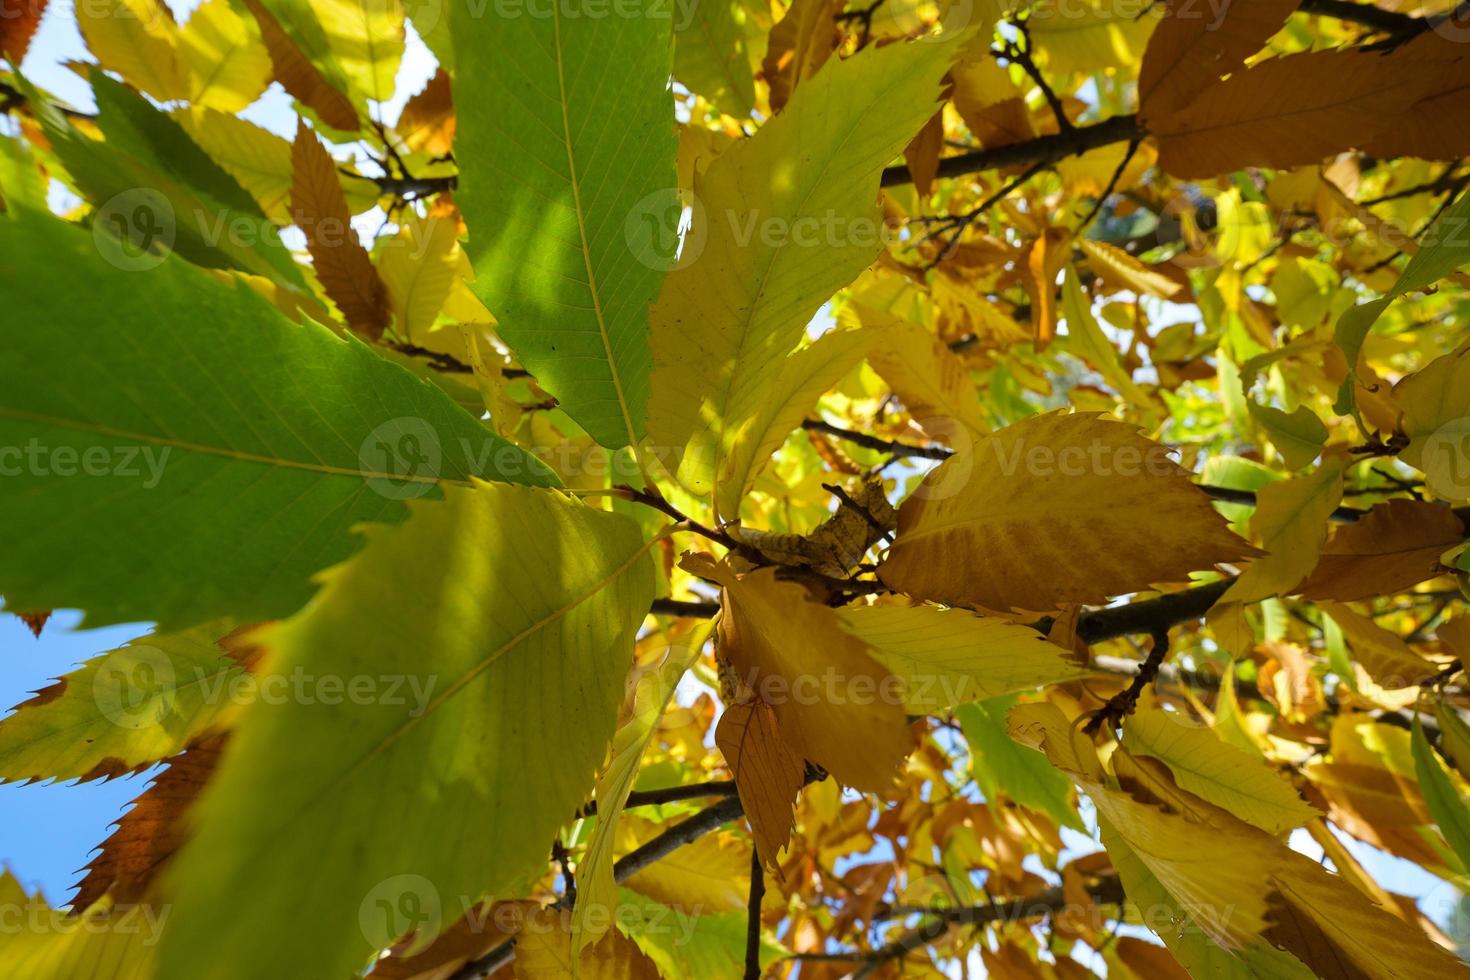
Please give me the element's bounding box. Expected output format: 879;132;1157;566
4;0;1470;978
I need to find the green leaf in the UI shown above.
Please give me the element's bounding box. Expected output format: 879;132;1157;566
1334;189;1470;413
158;483;656;980
0;622;243;783
453;0;676;449
1247;401;1327;471
647;35;963;517
956;696;1083;830
92;69;264;219
0;210;556;629
20;71;304;291
1123;708;1319;835
1412;714;1470;871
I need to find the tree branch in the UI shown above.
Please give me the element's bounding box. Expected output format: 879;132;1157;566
450;795;747;978
576;778;738;818
791;872;1125;974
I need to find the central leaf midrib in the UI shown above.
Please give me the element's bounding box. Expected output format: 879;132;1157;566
552;5;640;450
0;407;451;485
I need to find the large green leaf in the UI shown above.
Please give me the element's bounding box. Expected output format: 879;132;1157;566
158;482;656;980
0;210;556;629
453;0;676;449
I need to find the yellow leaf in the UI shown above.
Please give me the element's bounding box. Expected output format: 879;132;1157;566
1395;344;1470;503
620;815;749;914
179;0;272;112
1317;601;1438;688
517;906;662;980
648;35;963;513
836;603;1089;712
1078;239;1180;300
1223;459;1346;605
712;328;876;520
855;308;991;444
574;640;703;952
176;107;295;221
683;553;912;792
0;872;158;979
879;412;1255;614
313;0;405;105
377;207;463;340
1123;708;1318;835
77;0;191;101
1028;0;1157;76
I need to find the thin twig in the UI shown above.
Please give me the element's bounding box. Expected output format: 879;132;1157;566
1084;628;1172;733
744;846;766;980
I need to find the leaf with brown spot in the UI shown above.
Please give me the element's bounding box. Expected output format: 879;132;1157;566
1298;499;1464;602
72;734;226;912
716;697;805;870
290;120;391;338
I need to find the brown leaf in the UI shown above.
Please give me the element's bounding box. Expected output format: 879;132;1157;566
716;698;805;870
396;67;454;157
879;413;1256;614
242;0;358;132
685;553;912;792
761;0;840;113
1147;44;1470;179
72;733;227;912
372;902;520;980
1137;0;1297;120
1360;32;1470;161
0;0;47;62
1298;499;1463;602
15;610;50;638
290;120;391;338
903;110;944;198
